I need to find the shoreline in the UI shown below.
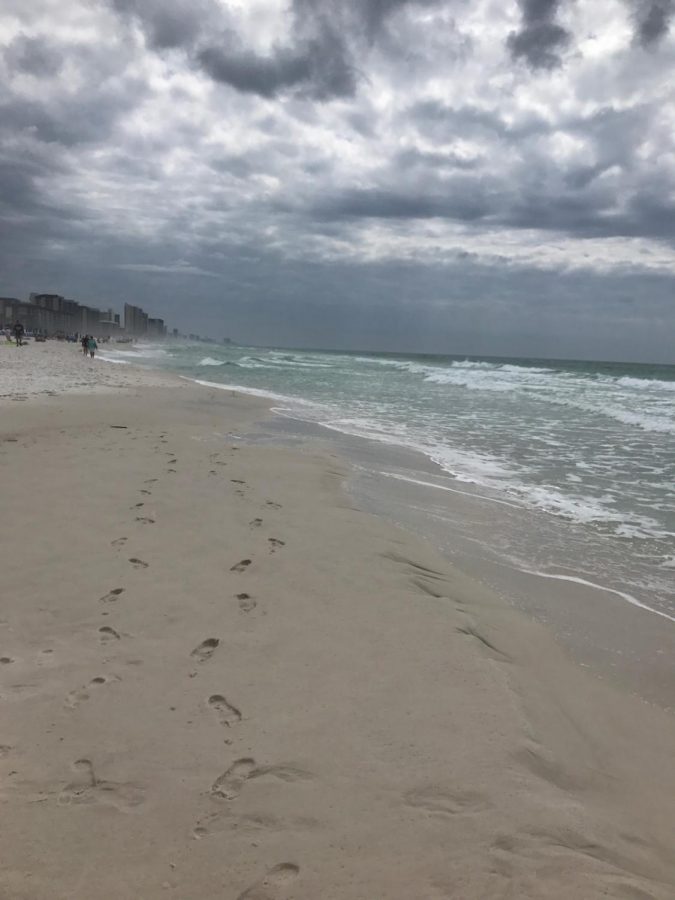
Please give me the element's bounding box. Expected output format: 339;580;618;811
3;349;675;897
7;343;674;700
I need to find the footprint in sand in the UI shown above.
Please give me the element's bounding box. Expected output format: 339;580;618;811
249;518;263;528
267;538;285;553
143;478;158;484
230;559;252;573
236;864;300;900
210;758;257;801
65;675;117;709
167;468;177;473
111;537;127;548
1;656;14;664
58;758;144;810
135;516;155;524
98;626;121;643
100;588;125;603
139;489;152;495
265;501;282;509
231;479;246;485
404;786;489;816
208;694;242;727
237;593;257;612
210;758;311;802
191;638;219;663
129;558;149;569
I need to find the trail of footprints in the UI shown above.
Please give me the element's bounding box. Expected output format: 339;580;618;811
56;444;491;893
59;443;300;890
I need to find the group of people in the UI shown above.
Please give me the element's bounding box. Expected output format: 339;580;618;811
5;324;103;357
81;334;98;359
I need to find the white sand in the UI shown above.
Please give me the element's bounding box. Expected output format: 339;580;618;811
0;339;174;403
2;345;675;899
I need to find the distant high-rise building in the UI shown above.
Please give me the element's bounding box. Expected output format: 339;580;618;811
124;303;148;336
147;317;166;338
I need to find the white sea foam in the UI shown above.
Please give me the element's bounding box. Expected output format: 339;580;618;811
381;471;522;509
237;356;276;369
98;355;131;365
615;376;675;391
191;378;317;408
266;352;335;369
199;357;226;366
517;568;675;623
107;345;170;360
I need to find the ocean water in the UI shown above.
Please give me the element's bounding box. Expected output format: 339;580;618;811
100;342;675;620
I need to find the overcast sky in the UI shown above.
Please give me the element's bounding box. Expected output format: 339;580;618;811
1;0;674;361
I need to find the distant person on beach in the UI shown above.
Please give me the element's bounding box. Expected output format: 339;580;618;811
87;336;97;359
13;322;24;347
81;335;89;356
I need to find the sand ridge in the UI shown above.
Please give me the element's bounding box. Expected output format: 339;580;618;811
1;380;675;898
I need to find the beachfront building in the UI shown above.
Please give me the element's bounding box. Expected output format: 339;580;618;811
148;317;167;338
124;303;148;337
98;309;122;339
1;293;171;339
1;294;81;335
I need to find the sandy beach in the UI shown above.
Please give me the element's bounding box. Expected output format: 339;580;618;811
2;344;675;900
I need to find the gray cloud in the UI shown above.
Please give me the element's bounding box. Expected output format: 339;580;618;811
197;27;356;99
507;0;572;69
105;0;439;99
632;0;674;46
4;34;64;77
1;0;674;362
312;183;493;221
105;0;220;50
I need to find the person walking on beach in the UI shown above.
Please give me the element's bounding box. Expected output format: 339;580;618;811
13;322;24;347
87;336;97;359
81;334;89;356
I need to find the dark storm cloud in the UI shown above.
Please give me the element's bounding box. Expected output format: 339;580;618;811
4;34;63;77
507;0;572;69
197;27;356;99
0;78;146;147
632;0;674;46
396;97;675;240
106;0;438;99
105;0;220;50
312;183;493;222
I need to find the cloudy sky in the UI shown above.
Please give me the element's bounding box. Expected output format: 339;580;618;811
1;0;674;361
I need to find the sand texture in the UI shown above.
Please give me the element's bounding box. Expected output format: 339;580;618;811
2;356;675;898
0;339;175;402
